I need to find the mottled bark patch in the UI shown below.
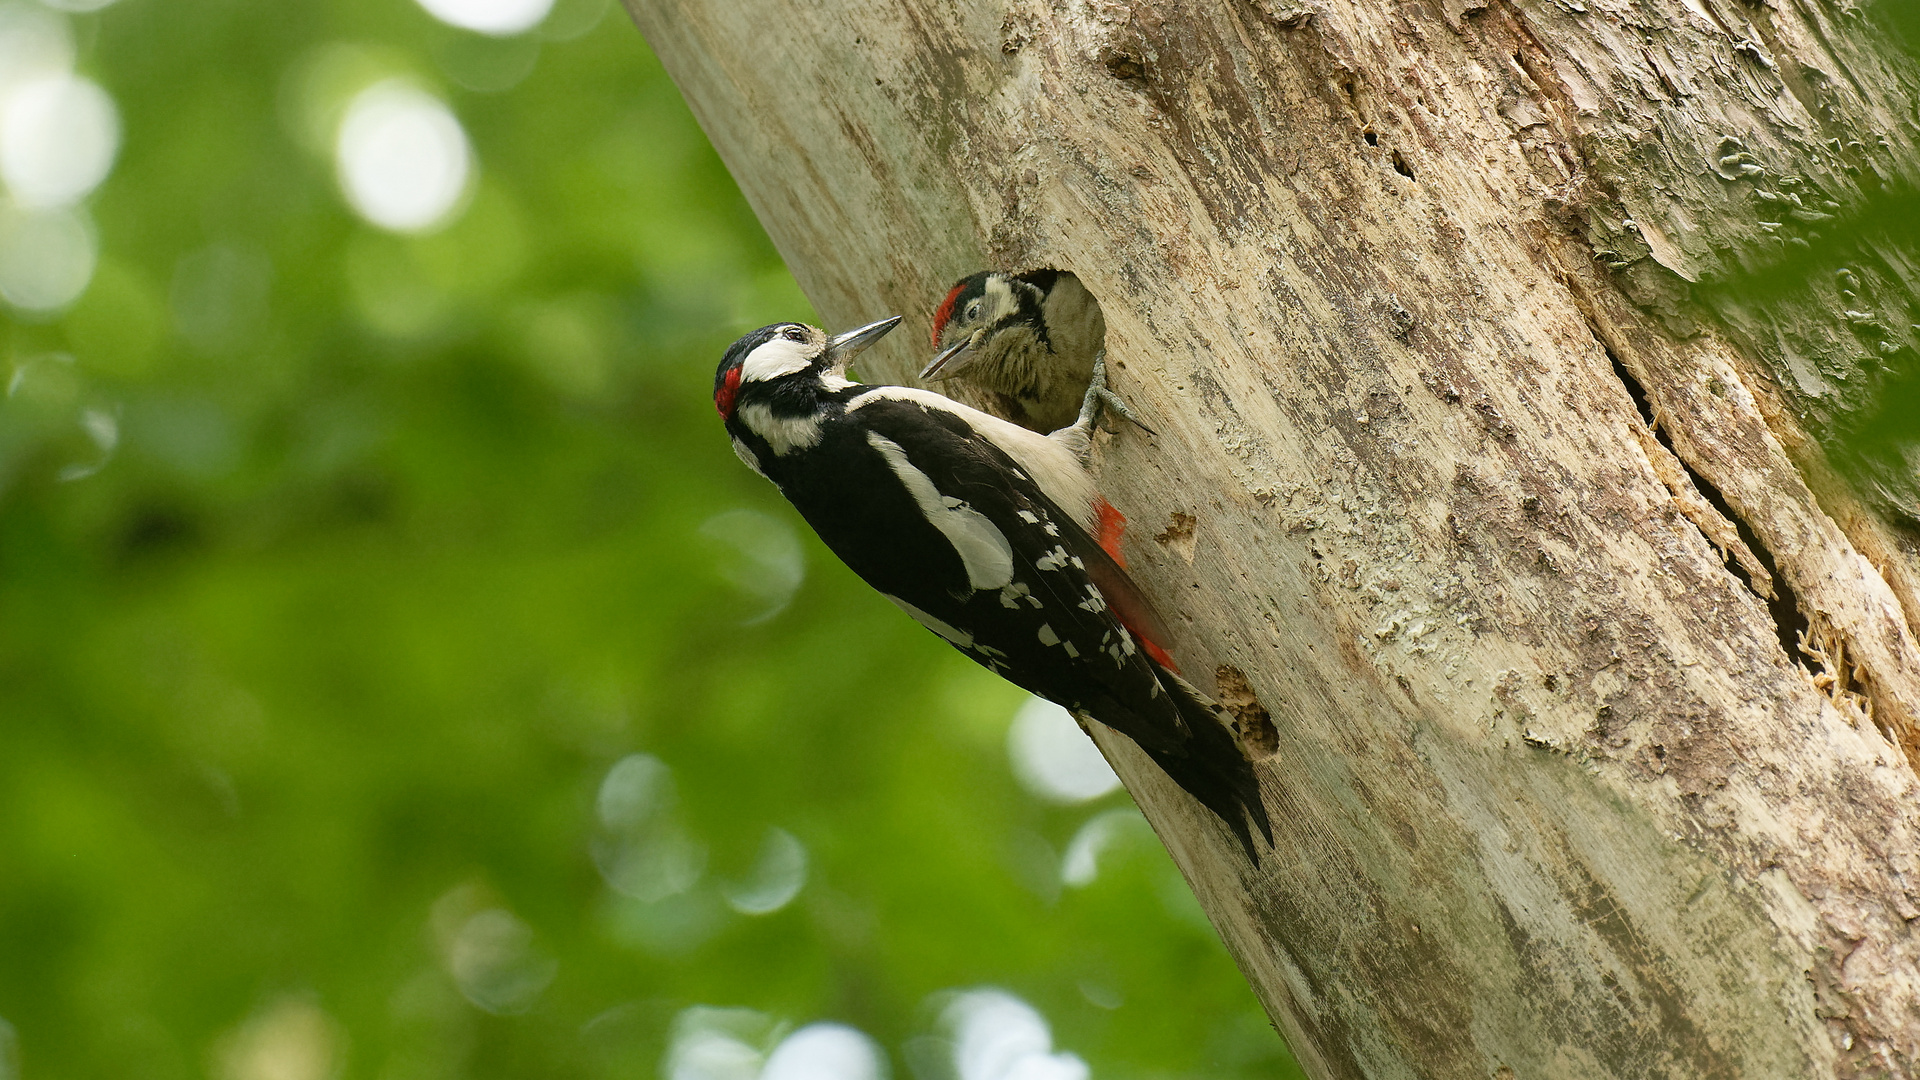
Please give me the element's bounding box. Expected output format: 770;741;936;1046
1216;664;1281;756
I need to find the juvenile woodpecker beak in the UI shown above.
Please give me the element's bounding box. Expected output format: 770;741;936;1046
827;316;902;367
919;335;975;380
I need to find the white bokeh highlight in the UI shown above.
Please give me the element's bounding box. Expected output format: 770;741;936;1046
414;0;553;36
700;509;805;624
445;907;558;1015
0;4;74;96
1006;697;1120;804
664;1007;776;1080
942;990;1089;1080
720;827;808;916
593;753;709;902
1060;808;1151;888
58;407;118;482
214;996;343;1080
0;201;94;310
761;1023;886;1080
334;80;471;233
1;72;118;208
0;3;115;313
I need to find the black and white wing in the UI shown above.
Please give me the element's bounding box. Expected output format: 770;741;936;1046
761;390;1270;854
777;393;1181;752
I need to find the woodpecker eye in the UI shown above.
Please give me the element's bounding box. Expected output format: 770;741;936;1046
965;299;983;322
781;326;807;342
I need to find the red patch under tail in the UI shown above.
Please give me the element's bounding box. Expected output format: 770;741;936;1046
1133;631;1177;672
1093;497;1127;568
1078;500;1178;673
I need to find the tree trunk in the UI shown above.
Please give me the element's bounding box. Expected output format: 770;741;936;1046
623;0;1920;1075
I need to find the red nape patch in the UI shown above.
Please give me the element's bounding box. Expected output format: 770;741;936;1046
930;282;967;346
1093;498;1128;568
715;366;742;417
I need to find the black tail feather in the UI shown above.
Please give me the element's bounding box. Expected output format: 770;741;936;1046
1147;664;1274;863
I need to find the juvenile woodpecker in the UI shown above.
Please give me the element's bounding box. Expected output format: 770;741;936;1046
714;316;1272;857
923;270;1113;433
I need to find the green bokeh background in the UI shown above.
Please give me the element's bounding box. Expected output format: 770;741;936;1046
0;1;1300;1077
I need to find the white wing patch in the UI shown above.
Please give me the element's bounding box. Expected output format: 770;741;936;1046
739;337;818;383
736;403;824;455
1035;546;1072;572
999;581;1045;609
866;431;1014;591
846;386;1096;533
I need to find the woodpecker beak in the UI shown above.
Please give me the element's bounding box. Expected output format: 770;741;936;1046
826;316;902;369
919;335;974;381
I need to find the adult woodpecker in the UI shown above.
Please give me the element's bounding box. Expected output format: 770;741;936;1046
714;316;1272;858
923;269;1117;434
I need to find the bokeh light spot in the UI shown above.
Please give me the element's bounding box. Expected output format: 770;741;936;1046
699;509;805;624
1006;697;1120;803
445;908;557;1015
597;752;674;831
594;754;708;902
1060;808;1153;888
0;4;73;96
941;990;1089;1080
35;0;121;12
214;996;343;1080
0;73;118;208
664;1007;776;1080
0;201;94;311
334;80;471;233
57;407;118;482
720;826;807;915
761;1023;886;1080
596;821;707;901
414;0;554;36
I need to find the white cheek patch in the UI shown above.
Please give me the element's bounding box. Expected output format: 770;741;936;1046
866;431;1014;591
981;275;1017;323
740;337;818;383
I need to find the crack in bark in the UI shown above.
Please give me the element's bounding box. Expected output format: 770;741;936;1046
1602;347;1888;738
1606;347;1814;666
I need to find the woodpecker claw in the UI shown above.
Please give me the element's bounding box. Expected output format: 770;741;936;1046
1079;351;1156;438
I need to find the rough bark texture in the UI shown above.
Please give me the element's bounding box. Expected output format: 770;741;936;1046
623;1;1920;1076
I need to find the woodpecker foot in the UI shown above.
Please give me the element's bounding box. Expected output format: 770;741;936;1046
1079;351;1157;438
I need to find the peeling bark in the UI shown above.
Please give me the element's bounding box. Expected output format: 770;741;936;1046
624;0;1920;1075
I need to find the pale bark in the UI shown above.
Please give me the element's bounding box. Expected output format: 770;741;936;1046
624;1;1920;1076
